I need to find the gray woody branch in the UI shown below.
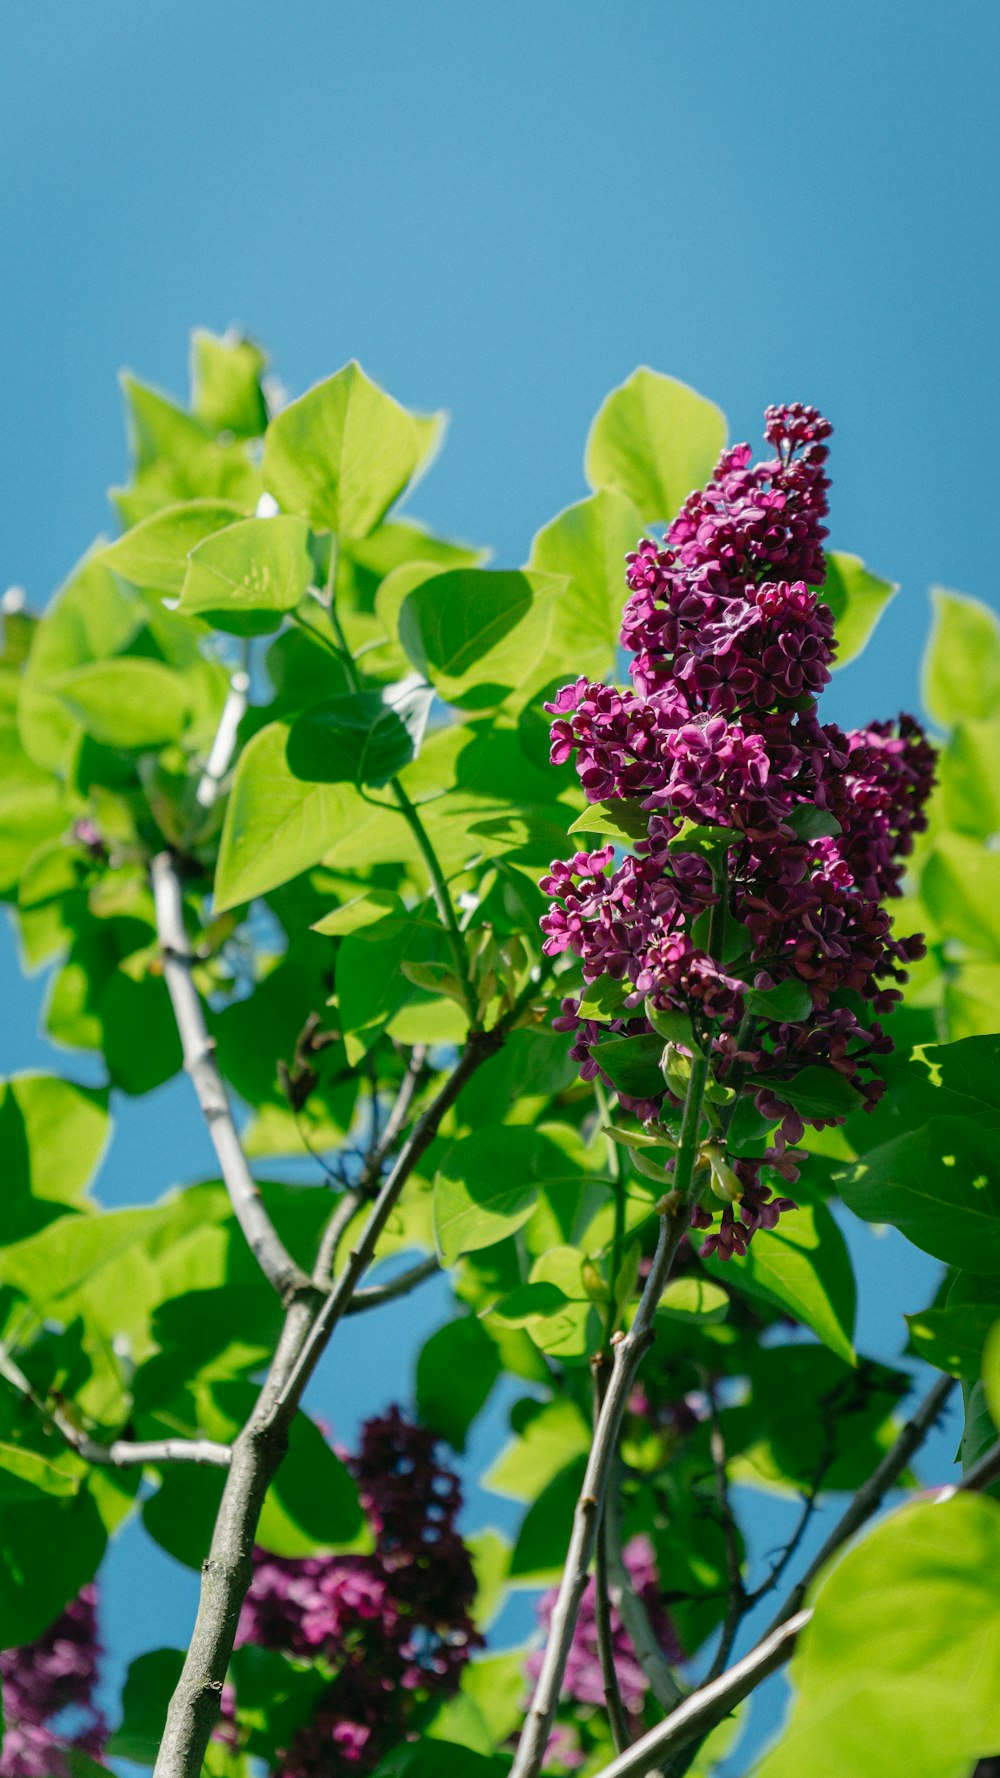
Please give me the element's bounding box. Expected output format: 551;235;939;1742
589;1373;961;1778
511;1045;712;1778
152;1023;504;1778
152;851;309;1303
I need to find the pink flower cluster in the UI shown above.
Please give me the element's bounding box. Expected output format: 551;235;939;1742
232;1408;481;1776
526;1535;680;1767
542;406;934;1259
0;1588;106;1778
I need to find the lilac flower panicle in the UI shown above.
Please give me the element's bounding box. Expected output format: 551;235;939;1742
0;1588;106;1778
231;1409;481;1777
542;406;935;1258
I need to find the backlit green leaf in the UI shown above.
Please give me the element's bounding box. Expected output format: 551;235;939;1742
585;367;726;525
821;552;898;668
923;587;1000;729
179;515;313;635
215;721;365;910
262;361;432;538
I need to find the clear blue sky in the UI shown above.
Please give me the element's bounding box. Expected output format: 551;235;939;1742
2;3;995;1768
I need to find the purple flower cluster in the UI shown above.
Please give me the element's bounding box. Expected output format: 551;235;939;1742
233;1408;481;1776
526;1536;679;1768
542;406;934;1258
0;1588;106;1778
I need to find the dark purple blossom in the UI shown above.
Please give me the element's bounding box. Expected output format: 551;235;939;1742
0;1587;106;1778
231;1409;481;1777
542;407;935;1258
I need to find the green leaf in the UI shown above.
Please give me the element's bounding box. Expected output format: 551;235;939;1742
286;679;433;787
0;1488;107;1647
758;1065;863;1121
0;1073;109;1242
923;587;1000;728
228;1645;329;1764
484;1282;575;1326
837;1117;1000;1272
644;1001;699;1047
905;1303;1000;1378
983;1321;1000;1431
509;1455;588;1581
657;1276;729;1323
820;552;898;668
484;1396;591;1501
577;974;631;1022
256;1407;367;1557
215;721;365;910
311;888;405;936
107;1649;185;1765
399;569;561;710
416;1317;501;1451
433;1126;589;1265
190;327;268;437
527;488;644;681
178;515;313;635
745;979;814;1022
568;797;649;841
262;361;432;537
756;1495;1000;1778
53;659;189;748
938;717;1000;840
100;499;245;594
922;834;1000;958
585;367;726;525
525;1246;604;1361
0;1441;80;1502
785;804;843;840
705;1200;856;1364
589;1031;665;1099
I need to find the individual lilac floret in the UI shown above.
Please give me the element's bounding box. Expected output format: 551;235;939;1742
541;406;935;1259
0;1587;106;1778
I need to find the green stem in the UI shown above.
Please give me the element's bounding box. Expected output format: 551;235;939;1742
389;776;478;1026
321;553;477;1028
596;1079;627;1344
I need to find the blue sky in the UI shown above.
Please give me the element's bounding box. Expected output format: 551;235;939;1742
1;3;995;1768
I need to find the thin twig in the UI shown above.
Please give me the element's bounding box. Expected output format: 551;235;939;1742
152;852;308;1303
592;1356;633;1755
313;1190;363;1291
765;1371;956;1635
312;1046;429;1289
0;1342;231;1470
604;1473;686;1714
275;1026;504;1415
511;1046;712;1778
344;1254;440;1314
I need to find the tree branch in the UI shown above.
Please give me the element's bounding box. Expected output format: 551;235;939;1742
0;1342;231;1470
152;851;309;1303
152;1022;505;1778
588;1373;961;1778
344;1254;440;1314
592;1357;633;1755
511;1047;712;1778
585;1611;811;1778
